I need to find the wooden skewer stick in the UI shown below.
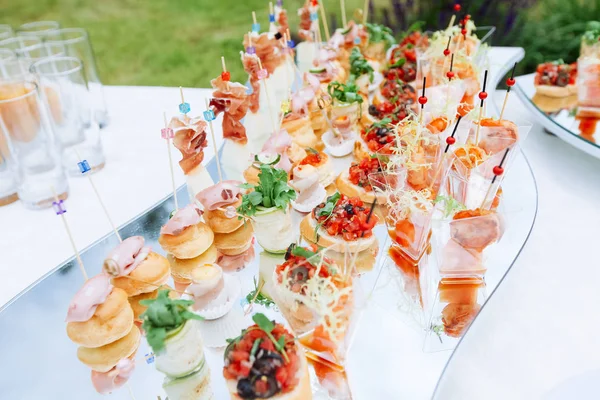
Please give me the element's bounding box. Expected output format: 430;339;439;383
480;148;510;209
269;2;274;16
499;62;517;121
256;54;278;133
252;11;258;26
126;383;137;400
179;86;185;105
163;112;179;211
244;279;265;315
74;150;122;242
51;186;88;281
204;99;223;183
341;0;347;28
319;0;331;41
363;0;370;24
221;56;227;74
474;70;489;145
447;15;456;29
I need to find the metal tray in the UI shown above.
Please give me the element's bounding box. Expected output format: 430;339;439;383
0;48;538;400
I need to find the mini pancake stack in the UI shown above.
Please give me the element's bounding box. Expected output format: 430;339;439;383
65;274;140;393
197;181;255;272
158;204;216;292
102;236;171;324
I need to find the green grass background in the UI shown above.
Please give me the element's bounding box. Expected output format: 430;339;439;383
1;0;379;87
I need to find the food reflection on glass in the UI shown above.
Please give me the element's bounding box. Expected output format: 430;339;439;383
429;277;485;344
272;244;355;368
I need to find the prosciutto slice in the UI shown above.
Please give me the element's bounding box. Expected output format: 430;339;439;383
196;180;242;211
210;75;250;144
65;274;113;323
103;236;151;277
160;204;203;235
169;115;208;175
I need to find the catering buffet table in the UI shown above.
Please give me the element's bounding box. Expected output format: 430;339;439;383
1;49;600;399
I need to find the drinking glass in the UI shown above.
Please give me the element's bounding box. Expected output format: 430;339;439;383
0;36;62;61
15;21;60;41
0;25;13;41
0;80;68;208
30;56;105;175
43;28;108;127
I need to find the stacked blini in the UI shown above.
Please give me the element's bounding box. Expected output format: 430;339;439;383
197;181;255;273
103;236;171;324
65;274;139;394
158;204;216;292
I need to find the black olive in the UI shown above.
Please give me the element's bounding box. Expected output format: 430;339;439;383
404;84;417;94
252;351;284;376
251;374;280;398
376;127;389;136
368;104;379;116
556;72;569;87
344;204;354;215
237;378;255;399
284;243;296;260
274;32;283;40
289;265;310;284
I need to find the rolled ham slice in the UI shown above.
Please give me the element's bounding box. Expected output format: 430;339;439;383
65;274;113;323
211;75;251;144
160;204;203;235
91;358;136;394
170;115;208;175
196;180;242;211
103;236;151;277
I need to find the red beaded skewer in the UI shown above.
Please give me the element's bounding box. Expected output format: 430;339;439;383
221;56;230;82
444;36;451;56
418;77;427;124
481;148;510;209
446;54;455;80
474;69;489;144
444;115;462;153
500;62;518;120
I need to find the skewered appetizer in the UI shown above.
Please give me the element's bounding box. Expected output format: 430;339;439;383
300;192;378;253
323;82;363;157
284;88;320;150
140;289;212;399
186;263;239;319
469;118;519;155
169;114;214;199
433;278;484;339
238;165;297;254
363;23;396;66
289;164;327;213
197;181;256;272
353;118;395;159
104;236;170;297
223;313;311;400
65;274;139;394
296;147;336;188
534;60;577;97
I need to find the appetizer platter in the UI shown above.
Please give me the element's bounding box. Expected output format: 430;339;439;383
513;23;600;159
0;3;538;400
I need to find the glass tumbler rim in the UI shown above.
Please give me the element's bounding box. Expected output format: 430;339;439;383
43;27;89;46
0;80;39;104
29;55;83;78
16;21;61;35
0;36;43;52
0;48;16;62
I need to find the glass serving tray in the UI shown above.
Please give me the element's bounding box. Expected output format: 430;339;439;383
514;73;600;159
0;48;537;400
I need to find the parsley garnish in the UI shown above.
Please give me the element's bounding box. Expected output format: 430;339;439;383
245;277;275;308
252;313;290;363
314;192;341;241
434;195;466;218
327;82;364;106
349;47;374;84
237;164;296;217
390;58;406;69
140;290;203;353
366;23;396;48
582;21;600;45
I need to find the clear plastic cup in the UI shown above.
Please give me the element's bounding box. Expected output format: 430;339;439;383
15;21;61;41
0;25;13;41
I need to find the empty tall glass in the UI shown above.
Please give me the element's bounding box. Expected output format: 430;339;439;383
0;25;13;41
43;28;108;127
30;56;105;175
0;36;62;60
0;81;68;208
15;21;60;41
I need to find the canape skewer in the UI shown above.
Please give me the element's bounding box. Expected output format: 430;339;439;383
162;112;179;212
